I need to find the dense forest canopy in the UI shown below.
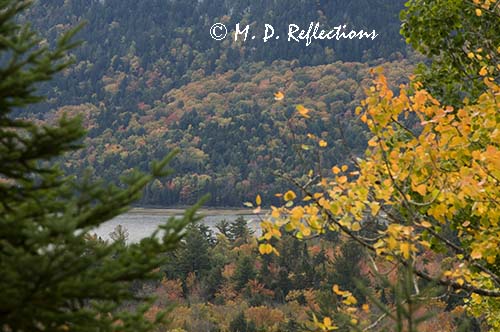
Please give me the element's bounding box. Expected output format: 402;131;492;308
19;0;410;206
63;59;413;206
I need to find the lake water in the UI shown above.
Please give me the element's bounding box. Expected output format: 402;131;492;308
92;209;261;243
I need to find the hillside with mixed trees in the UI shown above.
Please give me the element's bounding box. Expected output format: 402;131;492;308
20;0;412;206
58;59;414;206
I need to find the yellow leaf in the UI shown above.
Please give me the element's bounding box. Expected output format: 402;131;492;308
296;105;311;118
351;222;361;231
284;190;296;201
470;249;482;260
400;242;411;259
332;284;345;296
414;90;427;104
323;317;332;328
387;236;398;250
259;243;273;255
420;221;432;228
471;293;482;304
475;8;482;16
332;166;341;174
479;66;488;76
362;303;370;312
419;240;431;248
343;295;358;305
256;194;262;206
370;202;381;216
319;140;328;147
274;91;285;101
302;226;311;236
291;206;304;220
271;228;282;238
414;184;427;196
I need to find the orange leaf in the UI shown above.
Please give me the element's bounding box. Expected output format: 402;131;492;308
471;249;482;260
274;91;285;101
414;184;427;196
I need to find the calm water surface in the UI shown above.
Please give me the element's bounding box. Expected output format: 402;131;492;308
93;210;261;243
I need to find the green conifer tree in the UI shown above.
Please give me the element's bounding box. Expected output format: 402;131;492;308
233;256;256;291
165;224;212;280
229;216;252;243
0;1;202;331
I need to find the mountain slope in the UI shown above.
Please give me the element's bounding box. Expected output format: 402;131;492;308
55;59;414;206
22;0;413;206
26;0;407;113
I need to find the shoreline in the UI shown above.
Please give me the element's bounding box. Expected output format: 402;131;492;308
128;207;266;216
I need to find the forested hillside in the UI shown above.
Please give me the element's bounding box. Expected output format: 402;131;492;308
25;0;406;112
61;59;413;206
21;0;410;206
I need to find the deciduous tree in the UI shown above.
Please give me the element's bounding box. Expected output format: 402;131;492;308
261;71;500;329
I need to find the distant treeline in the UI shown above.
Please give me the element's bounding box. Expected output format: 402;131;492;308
25;0;406;112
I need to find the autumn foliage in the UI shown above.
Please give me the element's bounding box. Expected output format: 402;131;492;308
261;69;500;330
